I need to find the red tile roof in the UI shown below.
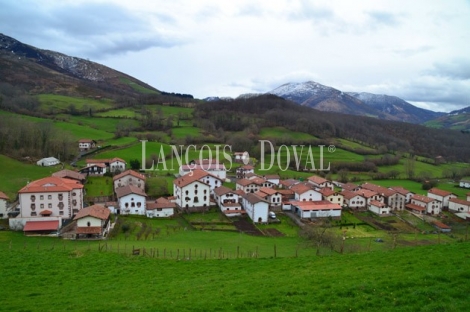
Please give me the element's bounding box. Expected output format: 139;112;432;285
74;204;110;220
356;189;379;198
146;199;176;210
23;220;59;232
39;210;53;215
340;190;365;200
411;194;436;204
52;170;86;182
19;177;84;193
213;186;234;196
291;200;342;211
113;169;146;181
341;183;359;191
433;221;451;229
449;198;470;206
291;183;313;195
428;188;454;197
279;179;300;188
115;185;147;198
319;188;335;197
361;183;396;197
78;139;94;143
264;174;280;180
307;175;328;185
174;170;214;188
406;203;426;211
240;165;254;170
243;193;269;205
370;200;386;208
258;187;279;196
390;186;413;196
0;191;9;200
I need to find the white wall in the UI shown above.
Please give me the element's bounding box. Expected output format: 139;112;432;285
119;194;146;215
77;216;102;227
295;190;321;201
243;199;268;223
449;201;470;213
146;208;174;218
174;181;210;209
0;199;8;219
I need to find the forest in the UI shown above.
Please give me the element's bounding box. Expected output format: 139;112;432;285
194;95;470;162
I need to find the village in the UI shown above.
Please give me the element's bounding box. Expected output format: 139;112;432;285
1;139;470;239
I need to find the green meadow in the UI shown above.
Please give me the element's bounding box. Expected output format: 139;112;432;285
37;94;114;112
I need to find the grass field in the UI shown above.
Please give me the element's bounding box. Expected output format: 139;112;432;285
37;94;114;112
259;127;317;141
84;176;114;197
1;230;469;311
119;77;159;94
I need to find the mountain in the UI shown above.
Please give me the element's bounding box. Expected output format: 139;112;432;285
0;33;160;98
346;92;445;124
424;106;470;132
268;81;391;119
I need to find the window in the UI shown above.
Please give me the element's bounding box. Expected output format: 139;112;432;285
125;203;129;208
87;221;91;227
31;204;36;210
194;196;199;203
72;192;76;196
30;195;36;202
195;190;198;195
137;202;141;207
31;212;37;216
58;194;63;200
40;195;44;200
185;190;189;195
48;203;52;209
131;202;135;207
72;200;77;206
40;204;44;209
48;195;52;200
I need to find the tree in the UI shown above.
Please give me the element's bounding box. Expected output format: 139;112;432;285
405;156;415;179
129;159;141;170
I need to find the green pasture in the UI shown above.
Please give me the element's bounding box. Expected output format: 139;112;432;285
84;176;114;197
37;94;114;112
95;108;140;118
336;138;377;152
119;77;159;94
259;127;317;141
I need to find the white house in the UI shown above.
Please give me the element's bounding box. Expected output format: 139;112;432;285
234;151;249;163
10;176;84;231
459;180;470;189
448;198;470;213
263;174;280;186
36;157;60;167
86;157;126;173
291;200;342;219
146;198;175;218
319;188;344;206
179;159;227;180
236;165;254;179
115;185;147;215
173;174;211;210
242;193;269;223
113;170;146;192
361;183;405;211
427;188;457;208
188;169;224;194
357;189;384;206
236;178;263;194
78;139;96;152
279;179;300;189
340;183;361;192
290;183;322;202
213;186;244;216
389;186;414;204
255;187;282;208
307;175;334;190
52;170;86;183
73;204;110;238
468;192;470;202
369;200;391;215
340;190;366;209
79;163;107;176
0;191;9;219
406;194;442;215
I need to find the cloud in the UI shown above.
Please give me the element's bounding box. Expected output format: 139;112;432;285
0;1;185;58
393;45;434;57
366;11;401;27
426;59;470;80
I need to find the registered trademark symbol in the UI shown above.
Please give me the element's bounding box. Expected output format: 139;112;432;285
328;145;336;153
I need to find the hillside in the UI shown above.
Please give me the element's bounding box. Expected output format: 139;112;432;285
424;106;470;131
346;92;444;124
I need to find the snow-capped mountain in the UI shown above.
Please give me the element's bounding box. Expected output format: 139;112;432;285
268;81;393;119
346;92;445;124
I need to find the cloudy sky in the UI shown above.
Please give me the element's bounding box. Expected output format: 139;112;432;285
1;0;469;111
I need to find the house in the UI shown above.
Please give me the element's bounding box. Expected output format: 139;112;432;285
236;178;263;194
79;163;107;176
406;194;442;215
78;139;96;152
188;169;224;194
448;198;470;213
86;158;126;173
307;175;334;190
146;197;175;218
278;179;300;189
459;180;470;189
389;186;414;203
291;200;342;219
233;151;249;163
357;189;384;206
242;193;269;223
433;221;451;233
23;220;60;235
290;183;322;202
213;186;244;216
361;183;405;211
340;190;366;209
319;188;344;206
340;182;360;192
427;188;457;208
0;191;9;219
255;187;282;208
73;204;110;238
173;174;211;210
115;185;147;215
369;200;390;215
236;165;254;179
179;159;227;180
105;201;118;214
10;177;84;231
36;157;60;167
52;170;86;184
263;174;280;186
113;170;146;192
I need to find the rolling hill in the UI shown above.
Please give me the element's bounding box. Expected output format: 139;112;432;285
424;106;470;131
